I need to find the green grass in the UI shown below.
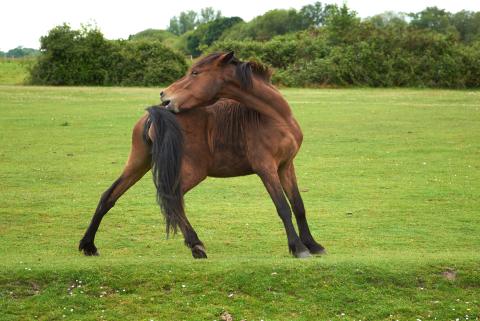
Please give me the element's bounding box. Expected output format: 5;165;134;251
0;86;479;321
0;58;34;85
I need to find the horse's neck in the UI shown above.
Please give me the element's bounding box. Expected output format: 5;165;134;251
222;79;293;123
222;81;303;145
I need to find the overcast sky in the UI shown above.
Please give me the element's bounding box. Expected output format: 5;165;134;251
1;0;480;51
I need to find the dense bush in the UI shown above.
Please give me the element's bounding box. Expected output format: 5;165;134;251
111;41;188;86
211;15;480;88
29;24;187;86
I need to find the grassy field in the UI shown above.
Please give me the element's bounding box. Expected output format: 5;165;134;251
0;86;479;321
0;58;33;85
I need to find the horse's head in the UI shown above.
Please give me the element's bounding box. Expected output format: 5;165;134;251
161;52;270;113
160;52;237;113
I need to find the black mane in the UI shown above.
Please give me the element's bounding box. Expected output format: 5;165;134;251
193;52;272;89
209;99;261;153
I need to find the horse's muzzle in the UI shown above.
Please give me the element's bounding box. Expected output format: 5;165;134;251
164;102;179;113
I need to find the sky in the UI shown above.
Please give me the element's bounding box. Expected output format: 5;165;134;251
1;0;480;51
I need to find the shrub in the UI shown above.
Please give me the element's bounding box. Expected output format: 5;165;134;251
112;41;188;86
29;24;187;86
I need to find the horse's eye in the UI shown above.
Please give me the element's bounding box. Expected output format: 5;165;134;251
191;70;199;76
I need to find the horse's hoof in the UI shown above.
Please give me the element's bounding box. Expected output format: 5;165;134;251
290;241;311;258
307;243;327;255
79;239;99;256
84;249;100;256
294;250;312;259
191;245;207;259
311;248;326;255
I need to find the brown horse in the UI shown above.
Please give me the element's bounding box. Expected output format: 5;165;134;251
79;53;324;259
160;51;324;257
79;100;256;259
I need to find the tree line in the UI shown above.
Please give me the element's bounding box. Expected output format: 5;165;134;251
28;3;480;88
1;47;39;58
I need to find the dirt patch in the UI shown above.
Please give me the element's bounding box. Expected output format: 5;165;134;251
442;268;457;281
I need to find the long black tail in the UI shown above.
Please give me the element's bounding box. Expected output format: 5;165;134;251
144;106;184;235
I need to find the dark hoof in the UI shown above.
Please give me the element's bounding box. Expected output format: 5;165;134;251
191;245;207;259
311;247;326;255
85;250;100;256
79;239;99;256
306;243;326;255
291;241;311;258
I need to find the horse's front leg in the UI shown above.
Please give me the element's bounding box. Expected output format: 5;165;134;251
257;167;311;258
279;162;325;255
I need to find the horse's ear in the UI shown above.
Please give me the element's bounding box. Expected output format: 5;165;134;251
220;51;235;65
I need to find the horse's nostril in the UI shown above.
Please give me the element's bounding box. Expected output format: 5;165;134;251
160;91;164;98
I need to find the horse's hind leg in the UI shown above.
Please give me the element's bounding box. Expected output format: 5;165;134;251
177;164;207;259
257;168;311;258
279;163;325;255
178;213;207;259
79;116;151;256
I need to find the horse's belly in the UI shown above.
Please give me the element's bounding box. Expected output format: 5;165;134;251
207;152;253;177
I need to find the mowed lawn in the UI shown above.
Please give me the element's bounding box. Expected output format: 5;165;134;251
0;86;479;321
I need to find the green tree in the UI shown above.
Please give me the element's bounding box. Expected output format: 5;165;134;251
451;10;480;43
325;4;360;44
168;10;199;35
368;11;407;28
251;9;309;40
167;17;181;35
409;7;453;34
186;17;243;56
222;9;309;41
178;11;198;34
199;7;221;24
299;2;337;27
5;47;39;58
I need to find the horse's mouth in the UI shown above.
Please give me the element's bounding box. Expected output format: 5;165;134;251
162;101;180;113
162;100;177;112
